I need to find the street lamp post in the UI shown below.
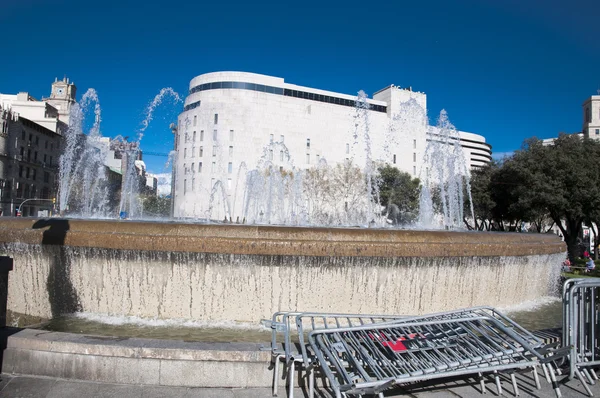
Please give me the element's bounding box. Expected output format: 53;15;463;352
16;198;54;217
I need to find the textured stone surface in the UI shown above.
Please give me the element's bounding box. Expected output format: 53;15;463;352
0;218;565;257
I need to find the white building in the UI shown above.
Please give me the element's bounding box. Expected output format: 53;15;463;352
0;78;75;134
173;71;491;220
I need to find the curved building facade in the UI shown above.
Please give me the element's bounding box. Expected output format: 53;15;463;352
173;71;491;220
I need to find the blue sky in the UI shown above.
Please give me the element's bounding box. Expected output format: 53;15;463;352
1;0;598;173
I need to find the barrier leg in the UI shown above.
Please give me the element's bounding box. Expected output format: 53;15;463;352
510;373;519;396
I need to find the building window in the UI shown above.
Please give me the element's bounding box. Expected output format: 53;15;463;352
199;162;203;173
229;146;233;156
43;154;47;163
44;172;49;183
183;163;187;174
21;130;25;140
280;135;284;143
413;152;416;162
200;130;204;141
229;130;234;141
228;162;232;174
19;166;23;178
26;167;30;179
184;148;187;158
49;156;52;166
227;178;232;190
586;108;591;123
307;138;310;149
192;178;195;191
32;169;36;180
211;178;215;188
393;154;396;164
193;131;196;141
191;146;195;157
199;146;203;157
34;151;38;161
211;162;216;172
596;129;599;136
270;134;273;142
213;129;217;140
214;114;218;125
413;139;417;149
280;150;284;161
346;143;349;154
45;140;48;149
413;166;417;175
191;163;195;173
306;153;310;164
212;145;217;156
193;115;197;126
269;149;273;160
184;179;187;195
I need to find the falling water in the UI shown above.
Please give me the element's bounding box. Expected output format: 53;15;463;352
419;110;474;229
118;88;181;218
58;89;111;217
353;90;381;226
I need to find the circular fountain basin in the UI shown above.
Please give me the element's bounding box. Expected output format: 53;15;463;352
0;218;565;388
0;218;565;325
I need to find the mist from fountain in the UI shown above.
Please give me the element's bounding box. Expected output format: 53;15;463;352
201;90;474;229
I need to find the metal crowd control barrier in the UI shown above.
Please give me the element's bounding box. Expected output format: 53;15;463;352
266;306;544;397
308;315;560;398
562;278;600;396
264;311;406;397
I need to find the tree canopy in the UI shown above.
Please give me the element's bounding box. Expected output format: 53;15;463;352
377;165;421;225
470;134;600;260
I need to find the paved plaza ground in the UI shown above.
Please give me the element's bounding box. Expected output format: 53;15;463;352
1;371;600;398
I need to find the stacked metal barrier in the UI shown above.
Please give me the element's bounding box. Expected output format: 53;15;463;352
563;278;600;396
264;311;406;397
308;315;554;398
266;306;562;397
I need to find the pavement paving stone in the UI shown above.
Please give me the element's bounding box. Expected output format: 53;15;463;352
45;380;100;398
0;376;56;398
141;385;188;398
3;372;600;398
93;384;143;398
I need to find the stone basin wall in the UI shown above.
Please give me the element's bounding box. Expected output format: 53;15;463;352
0;219;565;323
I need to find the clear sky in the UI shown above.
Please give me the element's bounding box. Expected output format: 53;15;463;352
1;0;598;174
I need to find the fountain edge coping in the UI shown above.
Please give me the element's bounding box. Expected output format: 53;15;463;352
0;218;566;257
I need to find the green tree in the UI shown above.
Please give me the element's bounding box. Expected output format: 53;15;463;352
467;162;497;230
377;165;421;225
141;194;171;218
506;134;600;260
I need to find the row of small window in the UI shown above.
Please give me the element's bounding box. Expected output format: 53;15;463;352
184;101;201;111
19;147;53;165
18;166;52;182
183;177;233;195
21;130;55;150
190;81;285;95
183;145;234;159
184;128;234;143
187;81;388;113
183;161;234;175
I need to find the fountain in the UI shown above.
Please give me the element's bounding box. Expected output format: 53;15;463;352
0;86;566;389
58;87;181;219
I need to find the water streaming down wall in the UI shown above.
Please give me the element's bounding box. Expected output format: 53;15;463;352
0;219;564;324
